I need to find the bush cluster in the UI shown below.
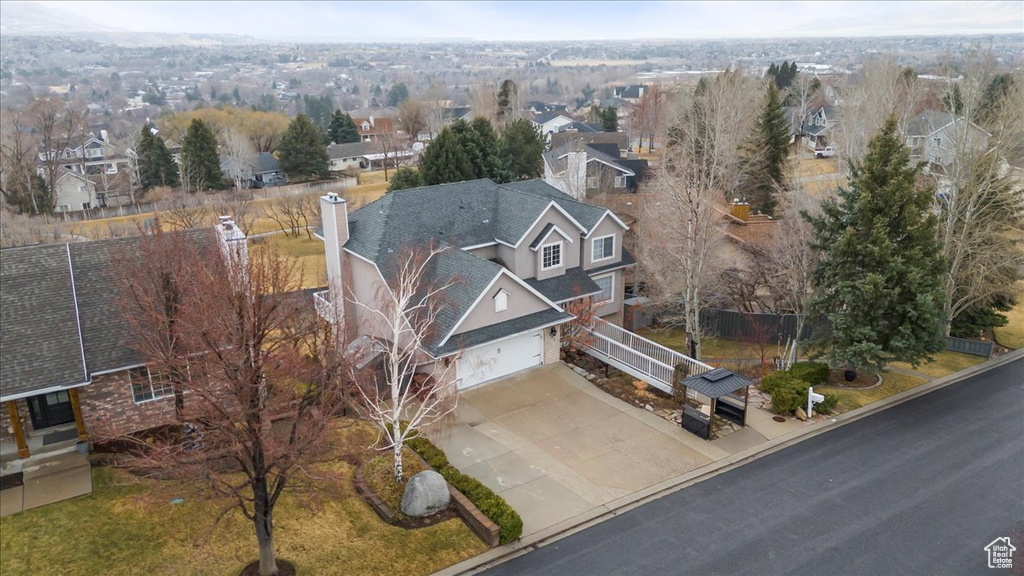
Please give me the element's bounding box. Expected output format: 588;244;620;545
760;362;837;415
404;432;523;544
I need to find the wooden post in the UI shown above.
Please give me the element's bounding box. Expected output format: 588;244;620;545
708;398;717;440
69;388;88;442
6;401;30;459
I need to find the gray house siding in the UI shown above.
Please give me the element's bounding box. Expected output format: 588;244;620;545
453;274;550;336
521;209;582;281
582;216;623;271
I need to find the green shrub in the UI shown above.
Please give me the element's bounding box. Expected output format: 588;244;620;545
758;371;792;396
406;435;449;470
816;393;839;415
769;384;802;415
403;429;524;544
790;362;830;386
440;467;524;544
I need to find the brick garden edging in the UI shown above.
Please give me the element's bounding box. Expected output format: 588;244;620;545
409;450;500;548
353;464;398;524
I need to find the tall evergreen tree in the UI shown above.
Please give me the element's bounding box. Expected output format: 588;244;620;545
327;110;360;144
386;83;409;107
602;106;618;132
469;117;510;182
386;167;424;192
180;118;225;191
150;136;179;188
277;114;330;181
500;118;545;181
136;125;156;189
736;81;790;215
418;126;474;186
806;117;945;374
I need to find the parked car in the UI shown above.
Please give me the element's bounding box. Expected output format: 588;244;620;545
815;146;836;159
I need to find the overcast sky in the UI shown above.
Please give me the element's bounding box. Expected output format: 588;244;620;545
31;1;1024;41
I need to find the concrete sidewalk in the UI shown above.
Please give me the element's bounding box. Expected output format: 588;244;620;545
0;452;92;517
434;349;1024;576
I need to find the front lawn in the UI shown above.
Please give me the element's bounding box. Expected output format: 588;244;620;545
890;350;986;379
817;372;929;411
0;421;486;576
994;282;1024;349
252;234;327;290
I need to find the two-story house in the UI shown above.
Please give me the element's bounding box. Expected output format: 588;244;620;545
542;142;648;200
352;116;397;143
316;179;634;390
530;112;575;143
905;110;990;173
802;106;838;151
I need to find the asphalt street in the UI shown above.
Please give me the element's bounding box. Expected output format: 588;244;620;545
485;358;1024;576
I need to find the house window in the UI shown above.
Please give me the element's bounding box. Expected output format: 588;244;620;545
57;204;70;213
587;177;599;189
541;242;562;270
593;274;614;304
592;235;615;262
82;202;91;210
614;176;626;188
129;367;173;403
494;289;509;312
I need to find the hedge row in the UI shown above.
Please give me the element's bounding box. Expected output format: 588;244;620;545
760;362;837;415
406;433;523;544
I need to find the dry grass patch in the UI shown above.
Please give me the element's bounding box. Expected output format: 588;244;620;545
0;421;487;576
818;372;928;411
252;234;326;289
891;350;986;379
994;282;1024;349
362;450;429;520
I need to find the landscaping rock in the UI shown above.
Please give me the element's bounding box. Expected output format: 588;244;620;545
644;404;654;412
795;407;808;421
401;470;450;518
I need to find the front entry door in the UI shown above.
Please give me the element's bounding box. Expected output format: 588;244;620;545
27;391;75;430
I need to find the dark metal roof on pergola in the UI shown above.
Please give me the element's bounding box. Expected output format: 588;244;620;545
681;368;753;399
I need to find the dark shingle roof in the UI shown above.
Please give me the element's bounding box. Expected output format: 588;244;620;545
433;308;572;357
906;110;956;137
1;230;215;400
1;244;88;399
549;131;628;153
531;111;571;125
524;267;602;303
253;152;280;174
327;141;369;159
588;248;636;275
421;248;504;355
681;368;752;399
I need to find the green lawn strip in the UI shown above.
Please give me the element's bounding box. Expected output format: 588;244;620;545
817;371;929;411
890;350;986;379
994;283;1024;349
0;422;486;576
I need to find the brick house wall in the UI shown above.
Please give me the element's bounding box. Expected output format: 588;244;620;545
0;399;34;446
78;371;177;437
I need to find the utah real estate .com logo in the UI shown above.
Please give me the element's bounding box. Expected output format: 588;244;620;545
985;537;1016;569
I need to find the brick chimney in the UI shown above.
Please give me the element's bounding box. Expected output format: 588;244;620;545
730;200;750;222
319;193;349;318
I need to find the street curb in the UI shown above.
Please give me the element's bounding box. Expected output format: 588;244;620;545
432;349;1024;576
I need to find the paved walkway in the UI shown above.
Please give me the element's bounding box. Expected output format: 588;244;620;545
0;451;92;516
429;363;806;537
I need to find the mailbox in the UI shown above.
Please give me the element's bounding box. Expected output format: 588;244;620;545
808;386;825;416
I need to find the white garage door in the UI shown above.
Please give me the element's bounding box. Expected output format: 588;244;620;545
457;330;543;390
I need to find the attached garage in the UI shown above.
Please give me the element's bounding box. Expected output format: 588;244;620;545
457;330;543;390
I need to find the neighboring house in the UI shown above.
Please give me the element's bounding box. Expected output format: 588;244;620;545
525;101;569;115
549;130;629;156
218;152;284;188
557;121;603;134
53;170;100;212
543;142;648;200
315;178;634;391
352;116;397;142
0;223;243;460
802;106;838;151
530;111;575;142
613;85;647;103
441;107;474;125
905;110;990;172
327;142;370;172
38;137;130;177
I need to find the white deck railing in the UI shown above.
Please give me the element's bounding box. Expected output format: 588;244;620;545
313;290;333;323
581;318;712;394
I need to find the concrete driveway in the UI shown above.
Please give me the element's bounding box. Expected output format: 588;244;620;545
428;363;730;537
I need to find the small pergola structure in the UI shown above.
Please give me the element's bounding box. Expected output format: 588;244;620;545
678;368;752;440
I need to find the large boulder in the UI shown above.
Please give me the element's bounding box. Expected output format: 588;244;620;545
401;470;450;517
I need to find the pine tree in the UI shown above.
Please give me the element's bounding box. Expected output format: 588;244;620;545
327;110;360;144
386;167;424;192
602;106;618;132
469;117;509;182
500;118;545;181
386;83;409;107
136;125;156;189
418;126;474;186
736;81;790;215
180;118;225;191
150;135;179;188
806;116;945;374
277;114;330;181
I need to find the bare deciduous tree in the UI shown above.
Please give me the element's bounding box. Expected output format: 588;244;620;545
397;99;427;142
350;244;459;482
102;237;350;576
637;70;753;360
161;194;209;229
223;128;256;190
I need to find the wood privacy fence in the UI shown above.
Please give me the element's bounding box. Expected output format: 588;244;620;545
698;308;993;358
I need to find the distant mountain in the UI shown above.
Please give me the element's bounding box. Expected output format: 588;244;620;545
0;1;124;35
0;1;259;47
